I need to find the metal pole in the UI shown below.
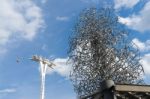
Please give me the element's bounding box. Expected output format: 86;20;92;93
40;62;48;99
30;55;55;99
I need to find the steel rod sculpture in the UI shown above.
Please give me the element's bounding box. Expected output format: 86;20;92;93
69;7;144;97
31;55;55;99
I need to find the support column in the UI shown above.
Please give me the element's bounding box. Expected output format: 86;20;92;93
100;80;116;99
40;62;48;99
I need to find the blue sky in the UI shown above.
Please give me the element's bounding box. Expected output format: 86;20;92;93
0;0;150;99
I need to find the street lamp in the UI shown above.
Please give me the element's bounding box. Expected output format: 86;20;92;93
30;55;55;99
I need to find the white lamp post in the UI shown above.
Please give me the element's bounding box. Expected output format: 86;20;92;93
31;55;55;99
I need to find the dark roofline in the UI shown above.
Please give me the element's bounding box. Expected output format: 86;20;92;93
115;84;150;92
80;80;150;99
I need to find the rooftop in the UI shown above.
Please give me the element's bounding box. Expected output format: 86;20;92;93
80;80;150;99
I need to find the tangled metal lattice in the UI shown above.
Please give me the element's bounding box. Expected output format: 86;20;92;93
69;7;144;97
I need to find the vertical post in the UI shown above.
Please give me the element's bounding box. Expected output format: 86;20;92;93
30;55;55;99
40;62;48;99
101;80;116;99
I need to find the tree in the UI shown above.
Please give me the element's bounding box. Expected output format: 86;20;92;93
69;7;144;97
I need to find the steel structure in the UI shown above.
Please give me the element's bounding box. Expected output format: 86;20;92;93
31;55;55;99
69;7;144;97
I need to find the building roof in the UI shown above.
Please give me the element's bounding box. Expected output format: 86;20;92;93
80;80;150;99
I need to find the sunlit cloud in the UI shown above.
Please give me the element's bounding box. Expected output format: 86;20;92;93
56;16;69;21
132;38;150;52
119;1;150;32
140;54;150;75
47;58;72;77
114;0;139;9
0;88;16;94
0;0;44;54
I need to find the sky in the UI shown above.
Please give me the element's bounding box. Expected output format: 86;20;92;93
0;0;150;99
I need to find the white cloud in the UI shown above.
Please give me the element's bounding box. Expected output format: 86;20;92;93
119;1;150;32
0;88;16;93
41;44;48;51
0;0;44;54
132;38;150;52
47;58;72;77
140;54;150;75
56;16;69;21
0;48;7;55
41;0;47;4
114;0;139;9
80;0;99;4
